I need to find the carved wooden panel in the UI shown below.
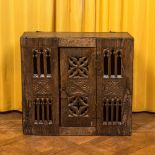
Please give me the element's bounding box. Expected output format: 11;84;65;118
97;38;133;135
103;79;125;97
33;79;51;96
21;37;59;135
68;56;88;78
60;48;96;127
68;95;88;117
21;32;133;136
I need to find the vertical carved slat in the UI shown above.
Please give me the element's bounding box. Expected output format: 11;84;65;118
32;100;35;123
33;49;38;77
40;50;44;77
108;51;111;77
46;98;49;123
44;100;47;122
37;50;41;77
117;50;122;77
116;99;119;123
108;100;111;123
49;100;52;124
37;98;40;124
40;98;43;123
106;99;109;124
42;99;45;123
103;50;108;77
113;100;116;122
111;50;115;76
46;49;51;77
43;49;47;77
115;50;117;77
118;100;122;122
111;99;114;124
103;100;106;122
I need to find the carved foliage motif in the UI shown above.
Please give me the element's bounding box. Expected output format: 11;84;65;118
68;95;88;117
68;56;88;78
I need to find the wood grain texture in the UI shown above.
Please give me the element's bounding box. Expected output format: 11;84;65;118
60;48;96;128
21;32;133;136
0;112;155;155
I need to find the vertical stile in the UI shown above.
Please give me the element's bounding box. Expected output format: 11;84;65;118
37;50;41;77
111;98;114;124
103;100;106;122
117;50;122;77
43;49;47;77
46;98;49;123
40;98;43;124
33;49;38;77
108;50;111;77
49;99;52;124
106;99;109;125
46;49;51;77
42;98;45;124
32;99;35;123
103;50;108;77
111;50;115;76
115;50;117;77
36;98;40;124
118;100;122;122
44;99;47;122
116;98;119;124
40;50;44;77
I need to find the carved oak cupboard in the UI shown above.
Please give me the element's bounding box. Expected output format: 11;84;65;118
20;32;134;136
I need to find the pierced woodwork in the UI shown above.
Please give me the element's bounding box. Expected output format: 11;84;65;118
103;98;122;125
33;98;52;124
21;32;133;136
68;95;88;117
32;48;51;78
68;56;88;78
103;49;122;78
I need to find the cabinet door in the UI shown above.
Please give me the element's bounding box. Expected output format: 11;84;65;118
96;38;133;135
21;37;59;135
60;48;96;127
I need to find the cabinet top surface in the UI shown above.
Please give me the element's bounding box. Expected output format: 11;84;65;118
21;32;133;39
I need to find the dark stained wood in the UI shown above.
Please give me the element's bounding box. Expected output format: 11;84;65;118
96;38;133;135
22;32;133;39
20;32;133;136
20;37;59;135
59;38;96;47
60;48;96;128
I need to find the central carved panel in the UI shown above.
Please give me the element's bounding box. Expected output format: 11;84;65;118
68;95;88;117
68;56;88;78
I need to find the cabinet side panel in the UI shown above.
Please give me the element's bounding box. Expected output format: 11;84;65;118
96;38;133;135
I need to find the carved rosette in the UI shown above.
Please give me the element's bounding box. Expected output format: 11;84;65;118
68;56;88;78
68;95;89;117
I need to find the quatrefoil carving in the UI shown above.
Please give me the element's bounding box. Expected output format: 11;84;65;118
68;95;88;117
68;56;88;78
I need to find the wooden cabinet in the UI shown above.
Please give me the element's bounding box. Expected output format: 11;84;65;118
20;32;133;136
